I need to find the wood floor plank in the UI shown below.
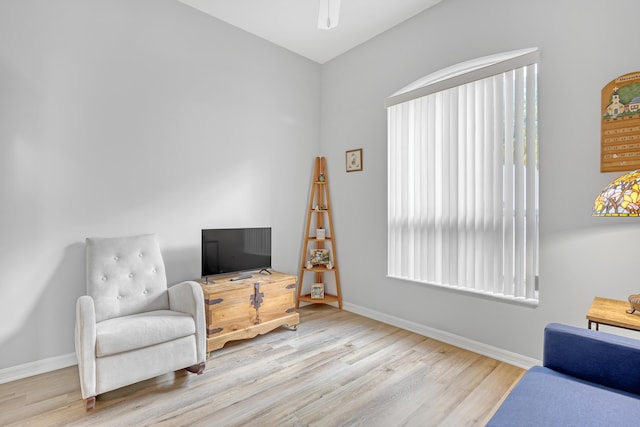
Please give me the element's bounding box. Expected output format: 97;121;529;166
439;363;525;426
0;305;524;426
401;356;499;426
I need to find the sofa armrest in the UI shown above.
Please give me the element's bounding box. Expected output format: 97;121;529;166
75;295;96;399
168;281;206;363
543;322;640;395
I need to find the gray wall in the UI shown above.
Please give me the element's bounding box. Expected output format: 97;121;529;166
0;0;320;369
322;0;640;360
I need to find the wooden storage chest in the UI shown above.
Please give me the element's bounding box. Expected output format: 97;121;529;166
196;271;299;353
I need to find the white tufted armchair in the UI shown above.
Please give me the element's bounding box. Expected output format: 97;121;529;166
75;234;206;411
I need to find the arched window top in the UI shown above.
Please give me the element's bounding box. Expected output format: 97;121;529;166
385;47;539;108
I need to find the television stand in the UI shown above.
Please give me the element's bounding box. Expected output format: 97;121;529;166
196;271;299;355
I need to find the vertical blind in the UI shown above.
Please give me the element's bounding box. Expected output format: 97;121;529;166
386;49;539;304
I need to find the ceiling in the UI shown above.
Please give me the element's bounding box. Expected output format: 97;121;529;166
177;0;443;64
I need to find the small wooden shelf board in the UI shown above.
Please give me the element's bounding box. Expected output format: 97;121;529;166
298;293;340;305
586;296;640;331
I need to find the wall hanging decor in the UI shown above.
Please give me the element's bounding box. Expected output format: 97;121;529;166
346;148;363;172
601;71;640;172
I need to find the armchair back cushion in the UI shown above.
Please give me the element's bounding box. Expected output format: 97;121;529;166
86;234;169;322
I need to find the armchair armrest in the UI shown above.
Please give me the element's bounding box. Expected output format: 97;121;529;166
168;281;206;362
75;295;96;399
543;322;640;395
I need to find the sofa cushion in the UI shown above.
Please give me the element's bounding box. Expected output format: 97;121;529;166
96;310;196;357
488;366;640;426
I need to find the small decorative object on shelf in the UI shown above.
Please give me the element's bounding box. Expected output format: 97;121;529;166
316;228;325;240
319;173;325;182
311;283;325;299
326;261;333;270
309;248;329;265
306;259;313;269
627;294;640;314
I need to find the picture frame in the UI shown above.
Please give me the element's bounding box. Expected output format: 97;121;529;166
346;148;363;172
601;71;640;172
309;248;330;265
311;283;325;299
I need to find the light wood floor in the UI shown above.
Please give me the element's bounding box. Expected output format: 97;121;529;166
0;305;523;427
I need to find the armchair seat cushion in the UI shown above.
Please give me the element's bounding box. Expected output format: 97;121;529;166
96;310;196;357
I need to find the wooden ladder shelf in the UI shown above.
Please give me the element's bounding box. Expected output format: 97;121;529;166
297;156;342;309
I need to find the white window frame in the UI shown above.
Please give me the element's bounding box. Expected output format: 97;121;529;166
386;48;539;305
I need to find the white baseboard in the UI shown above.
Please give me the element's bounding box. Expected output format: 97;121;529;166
0;353;77;385
343;302;540;370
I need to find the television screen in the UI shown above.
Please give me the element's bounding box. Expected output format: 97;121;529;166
201;227;272;277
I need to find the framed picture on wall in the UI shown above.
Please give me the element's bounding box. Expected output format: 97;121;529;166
346;148;363;172
601;71;640;172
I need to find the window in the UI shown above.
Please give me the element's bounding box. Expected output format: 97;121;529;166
386;48;539;305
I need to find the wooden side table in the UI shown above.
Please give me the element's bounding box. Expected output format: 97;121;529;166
586;297;640;331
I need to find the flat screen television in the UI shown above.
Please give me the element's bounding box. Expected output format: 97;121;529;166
201;227;272;277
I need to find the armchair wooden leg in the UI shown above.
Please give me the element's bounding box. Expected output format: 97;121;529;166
185;362;205;375
85;396;96;411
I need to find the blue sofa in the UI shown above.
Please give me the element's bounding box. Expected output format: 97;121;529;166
488;323;640;426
